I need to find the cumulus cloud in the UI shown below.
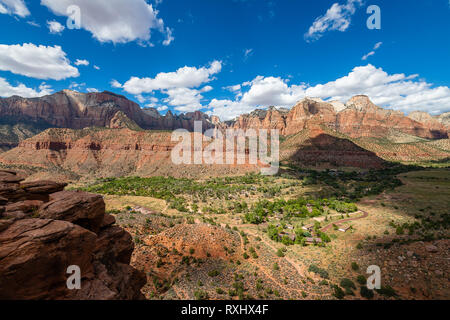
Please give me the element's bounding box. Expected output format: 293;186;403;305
110;79;122;88
123;61;221;95
162;87;207;112
120;61;221;112
240;76;305;107
47;20;65;34
0;43;79;80
305;64;450;114
209;64;450;120
362;41;382;60
74;59;89;66
41;0;173;45
304;0;363;42
0;0;30;17
0;77;53;98
224;84;241;93
207;98;260;121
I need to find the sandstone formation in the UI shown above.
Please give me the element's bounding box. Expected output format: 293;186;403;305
0;90;216;150
436;112;450;134
1;92;449;173
0;170;145;300
227;96;448;140
280;127;386;169
0;128;260;179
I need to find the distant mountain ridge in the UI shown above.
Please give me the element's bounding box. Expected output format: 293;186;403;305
0;90;217;150
227;95;449;140
0;89;216;130
1;90;449;172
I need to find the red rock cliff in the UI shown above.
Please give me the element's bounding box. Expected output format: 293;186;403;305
0;170;146;300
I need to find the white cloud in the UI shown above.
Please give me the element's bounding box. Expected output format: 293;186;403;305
41;0;173;45
374;41;382;50
208;76;306;120
304;0;363;42
362;41;382;60
69;82;85;89
86;88;99;93
240;76;305;107
47;20;65;34
162;27;174;46
27;21;40;28
75;59;89;66
304;64;450;114
207;99;257;121
0;77;53;98
244;48;254;60
93;65;100;70
0;0;30;17
110;79;122;88
200;85;213;93
120;61;222;112
0;43;79;80
135;94;146;103
157;105;168;112
122;60;222;94
164;87;204;112
361;51;375;61
209;64;450;120
224;84;241;93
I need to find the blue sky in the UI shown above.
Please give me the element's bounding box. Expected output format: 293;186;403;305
0;0;449;120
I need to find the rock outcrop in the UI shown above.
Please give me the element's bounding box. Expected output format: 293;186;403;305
0;90;215;133
226;96;449;140
280;127;386;169
0;128;261;179
436;112;450;133
0;170;145;300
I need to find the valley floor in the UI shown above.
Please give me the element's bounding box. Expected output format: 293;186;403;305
70;166;450;300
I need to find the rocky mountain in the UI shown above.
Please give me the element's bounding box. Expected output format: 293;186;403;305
280;126;386;169
0;170;145;299
0;92;449;176
0;90;216;150
227;95;449;140
0;127;260;180
436;112;450;130
0;119;51;152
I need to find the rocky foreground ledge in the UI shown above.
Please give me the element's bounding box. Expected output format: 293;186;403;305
0;170;146;300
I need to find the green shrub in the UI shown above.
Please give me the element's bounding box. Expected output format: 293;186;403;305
208;270;220;277
340;278;356;290
194;290;209;300
360;286;374;299
356;275;366;285
308;264;329;279
332;285;345;299
376;285;397;297
216;288;224;294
